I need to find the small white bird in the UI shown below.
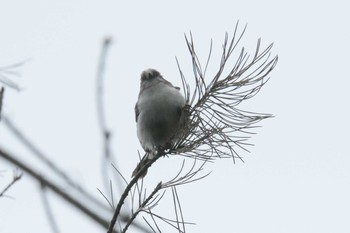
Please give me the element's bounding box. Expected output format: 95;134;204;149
133;68;186;177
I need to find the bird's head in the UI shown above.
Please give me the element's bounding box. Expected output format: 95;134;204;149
141;69;162;82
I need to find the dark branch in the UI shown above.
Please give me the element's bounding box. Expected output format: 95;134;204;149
107;152;164;233
0;147;117;232
2;115;84;190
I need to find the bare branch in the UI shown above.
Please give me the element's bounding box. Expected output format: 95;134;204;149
0;147;117;232
96;37;113;135
95;37;127;196
0;170;22;198
2;115;84;190
0;60;28;90
96;37;114;176
121;182;162;233
107;150;165;233
0;87;4;120
40;186;60;233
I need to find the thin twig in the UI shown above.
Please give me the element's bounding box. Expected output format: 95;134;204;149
142;216;158;233
96;37;112;135
98;187;114;209
143;210;195;231
121;182;162;233
0;60;28;90
95;37;119;192
0;87;4;120
40;186;60;233
107;152;164;233
0;170;22;197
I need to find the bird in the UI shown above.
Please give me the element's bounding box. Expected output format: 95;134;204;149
132;68;186;177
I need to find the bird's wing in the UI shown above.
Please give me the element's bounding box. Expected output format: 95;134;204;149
159;75;181;91
135;103;140;122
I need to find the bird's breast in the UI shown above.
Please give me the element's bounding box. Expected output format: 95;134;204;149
137;84;185;146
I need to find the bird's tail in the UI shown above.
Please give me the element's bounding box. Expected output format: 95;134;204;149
131;154;149;178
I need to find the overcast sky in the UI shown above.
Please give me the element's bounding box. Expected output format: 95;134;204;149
1;1;349;233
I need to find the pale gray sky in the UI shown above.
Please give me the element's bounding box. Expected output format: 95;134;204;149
1;0;349;233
